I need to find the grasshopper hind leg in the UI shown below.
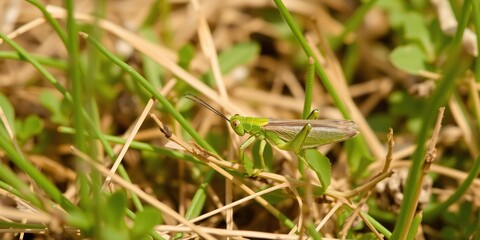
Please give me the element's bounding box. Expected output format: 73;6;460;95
277;123;313;154
258;139;267;171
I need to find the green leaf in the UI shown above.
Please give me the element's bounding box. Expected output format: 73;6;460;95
178;44;195;70
100;192;130;240
403;12;434;59
347;138;373;179
377;0;405;13
366;114;395;133
39;90;69;125
102;226;129;240
66;208;92;232
305;149;331;189
105;191;127;228
218;42;259;74
140;27;164;90
15;115;44;143
184;171;215;221
389;44;427;74
131;207;161;240
202;41;260;87
388;91;424;117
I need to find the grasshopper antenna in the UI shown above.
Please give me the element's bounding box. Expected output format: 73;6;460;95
184;94;230;121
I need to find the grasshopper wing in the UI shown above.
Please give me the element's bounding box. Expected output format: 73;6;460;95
263;119;358;148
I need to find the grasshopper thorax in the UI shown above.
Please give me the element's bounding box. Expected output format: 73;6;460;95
229;114;246;136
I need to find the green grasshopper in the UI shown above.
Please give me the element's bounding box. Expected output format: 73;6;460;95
185;95;358;175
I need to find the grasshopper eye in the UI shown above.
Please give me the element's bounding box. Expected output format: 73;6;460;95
232;120;241;127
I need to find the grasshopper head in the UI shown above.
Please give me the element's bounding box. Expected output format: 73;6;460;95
229;114;245;136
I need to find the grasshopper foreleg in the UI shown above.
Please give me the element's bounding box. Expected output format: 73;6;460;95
239;136;256;176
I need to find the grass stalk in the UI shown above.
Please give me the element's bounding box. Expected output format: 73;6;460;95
390;1;473;239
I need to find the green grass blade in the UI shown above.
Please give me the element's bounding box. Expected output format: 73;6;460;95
0;51;67;69
26;0;67;44
390;1;473;238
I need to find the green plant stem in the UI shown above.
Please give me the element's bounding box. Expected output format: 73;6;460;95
0;51;67;69
272;0;351;119
302;57;314;119
390;1;472;239
406;213;422;240
65;0;84;153
305;221;322;239
26;0;67;44
363;212;392;238
0;34;70;97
